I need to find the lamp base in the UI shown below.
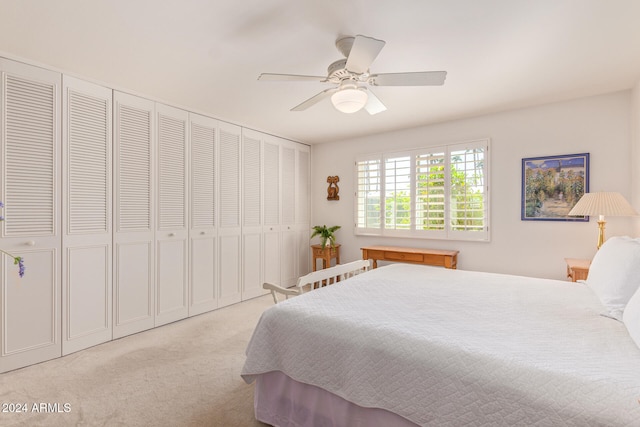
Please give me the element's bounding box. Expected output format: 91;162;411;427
597;220;606;249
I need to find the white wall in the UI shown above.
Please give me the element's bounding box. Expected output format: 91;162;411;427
631;80;640;236
311;91;635;280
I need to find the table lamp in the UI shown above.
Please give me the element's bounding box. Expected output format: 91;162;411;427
568;192;637;249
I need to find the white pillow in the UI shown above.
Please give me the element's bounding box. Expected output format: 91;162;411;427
623;286;640;349
586;236;640;320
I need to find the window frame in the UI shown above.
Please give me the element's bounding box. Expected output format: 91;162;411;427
354;138;490;241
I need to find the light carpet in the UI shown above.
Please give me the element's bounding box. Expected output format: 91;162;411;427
0;295;274;427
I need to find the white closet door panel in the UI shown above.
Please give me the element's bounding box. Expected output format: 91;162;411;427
190;234;217;315
281;227;297;287
1;249;59;372
297;148;310;225
296;146;311;276
189;113;218;316
113;241;154;339
63;245;110;354
263;140;280;227
114;92;154;233
113;91;155;338
281;144;296;225
155;104;188;326
241;129;264;300
156;238;188;325
62;76;112;355
190;114;217;229
157;104;187;231
263;229;281;286
66;81;111;235
0;59;61;373
217;122;241;307
297;229;311;277
242;131;261;228
219;124;241;228
218;234;241;307
242;233;263;300
2;75;57;236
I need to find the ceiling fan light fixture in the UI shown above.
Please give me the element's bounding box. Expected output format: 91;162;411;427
331;86;368;113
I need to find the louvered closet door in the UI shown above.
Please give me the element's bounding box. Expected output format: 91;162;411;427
241;129;264;300
218;122;242;307
62;76;113;355
155;103;189;326
280;141;297;286
189;113;218;316
0;59;62;373
262;137;281;287
296;145;311;277
113;91;155;339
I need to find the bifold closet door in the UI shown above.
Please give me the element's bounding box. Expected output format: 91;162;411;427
0;59;62;373
217;122;242;307
155;103;189;326
296;146;311;277
62;76;113;355
189;113;218;315
280;142;297;287
262;138;281;287
113;91;155;339
241;129;264;300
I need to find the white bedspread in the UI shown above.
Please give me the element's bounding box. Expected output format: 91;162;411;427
242;264;640;426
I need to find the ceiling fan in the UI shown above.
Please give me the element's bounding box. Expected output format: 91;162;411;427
258;34;447;115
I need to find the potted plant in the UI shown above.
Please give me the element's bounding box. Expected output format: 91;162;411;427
311;225;341;249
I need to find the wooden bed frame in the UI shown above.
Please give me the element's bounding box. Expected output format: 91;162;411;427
263;259;372;304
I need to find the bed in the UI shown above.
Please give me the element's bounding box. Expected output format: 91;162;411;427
242;238;640;426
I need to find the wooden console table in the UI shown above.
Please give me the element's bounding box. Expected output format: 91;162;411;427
361;245;458;269
311;244;341;271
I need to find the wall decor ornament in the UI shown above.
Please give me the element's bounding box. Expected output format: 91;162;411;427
327;176;340;200
521;153;589;221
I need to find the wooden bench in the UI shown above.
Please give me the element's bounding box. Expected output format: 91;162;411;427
263;259;372;304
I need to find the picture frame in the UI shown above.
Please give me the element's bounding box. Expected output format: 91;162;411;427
521;153;589;221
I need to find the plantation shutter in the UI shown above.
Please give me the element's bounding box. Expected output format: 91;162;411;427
449;143;488;238
190;122;216;228
415;151;446;232
355;156;382;232
355;139;489;241
384;154;412;230
3;74;57;236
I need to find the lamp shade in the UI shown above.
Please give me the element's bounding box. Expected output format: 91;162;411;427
568;192;638;217
331;87;368;113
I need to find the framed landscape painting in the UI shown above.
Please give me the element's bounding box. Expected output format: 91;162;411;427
521;153;589;221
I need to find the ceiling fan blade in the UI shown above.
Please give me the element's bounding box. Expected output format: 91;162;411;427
345;35;386;74
370;71;447;86
363;89;387;115
291;88;337;111
258;73;327;82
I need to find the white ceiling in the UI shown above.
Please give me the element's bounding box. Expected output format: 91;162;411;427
1;0;640;144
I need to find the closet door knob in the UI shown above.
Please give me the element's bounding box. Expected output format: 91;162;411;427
169;233;175;237
25;240;36;246
200;231;205;235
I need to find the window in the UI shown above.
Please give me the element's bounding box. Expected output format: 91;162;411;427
355;139;489;241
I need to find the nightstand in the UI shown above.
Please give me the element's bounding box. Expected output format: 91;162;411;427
565;258;591;282
311;244;341;271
